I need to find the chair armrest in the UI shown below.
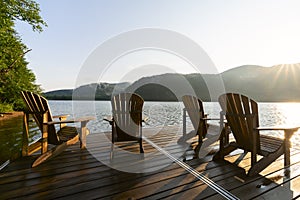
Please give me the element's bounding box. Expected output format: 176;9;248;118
255;126;300;132
53;114;70;128
255;126;300;139
45;116;95;125
201;117;220;121
103;116;148;125
53;114;70;120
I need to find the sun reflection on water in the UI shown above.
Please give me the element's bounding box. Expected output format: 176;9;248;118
276;103;300;126
264;102;300;148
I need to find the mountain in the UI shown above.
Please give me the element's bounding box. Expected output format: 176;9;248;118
44;64;300;102
126;73;224;101
263;64;300;101
43;89;73;100
221;64;300;101
44;82;130;100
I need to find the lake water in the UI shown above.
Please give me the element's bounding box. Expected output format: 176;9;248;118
2;100;300;166
50;100;300;147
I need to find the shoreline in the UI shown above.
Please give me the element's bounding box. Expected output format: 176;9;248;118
0;112;23;121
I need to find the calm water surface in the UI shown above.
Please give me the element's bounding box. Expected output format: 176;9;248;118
49;100;300;126
49;100;300;149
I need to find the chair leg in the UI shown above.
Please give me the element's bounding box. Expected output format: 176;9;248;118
213;126;234;160
139;139;144;153
22;112;29;156
284;144;291;176
111;125;115;160
110;142;114;160
213;145;237;160
248;146;284;176
139;125;144;153
80;121;88;149
284;134;291;168
194;139;202;158
251;151;257;166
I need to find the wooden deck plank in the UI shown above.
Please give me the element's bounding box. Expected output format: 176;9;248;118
1;125;300;199
203;150;300;199
113;160;245;200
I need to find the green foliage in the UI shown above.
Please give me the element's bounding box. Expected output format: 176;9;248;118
0;103;13;112
0;0;46;110
1;0;47;32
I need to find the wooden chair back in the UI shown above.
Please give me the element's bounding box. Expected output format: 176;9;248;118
218;93;260;151
21;91;60;144
111;93;144;142
182;95;207;138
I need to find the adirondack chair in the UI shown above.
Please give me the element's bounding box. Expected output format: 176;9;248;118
104;93;144;155
182;95;219;158
213;93;300;176
21;91;94;167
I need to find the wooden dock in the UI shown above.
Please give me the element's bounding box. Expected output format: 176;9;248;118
1;125;300;199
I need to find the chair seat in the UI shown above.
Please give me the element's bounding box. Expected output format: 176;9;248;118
57;126;79;142
260;134;283;155
228;134;284;156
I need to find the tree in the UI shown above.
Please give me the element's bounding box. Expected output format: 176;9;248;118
0;0;47;111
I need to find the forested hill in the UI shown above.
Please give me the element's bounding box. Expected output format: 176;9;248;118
44;82;130;100
44;64;300;102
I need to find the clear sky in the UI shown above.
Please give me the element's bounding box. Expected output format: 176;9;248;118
16;0;300;92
